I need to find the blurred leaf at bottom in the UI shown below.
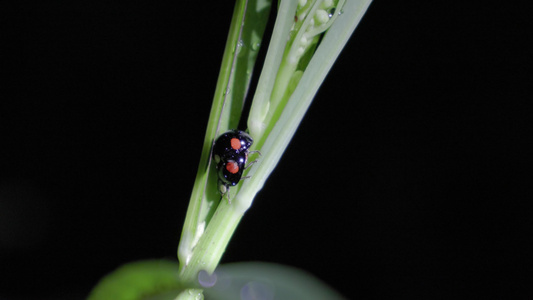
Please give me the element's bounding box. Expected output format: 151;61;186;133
87;259;182;300
203;262;347;300
88;260;345;300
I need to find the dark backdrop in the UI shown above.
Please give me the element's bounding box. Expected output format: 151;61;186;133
1;1;530;299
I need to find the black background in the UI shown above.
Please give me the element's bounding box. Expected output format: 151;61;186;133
1;1;530;299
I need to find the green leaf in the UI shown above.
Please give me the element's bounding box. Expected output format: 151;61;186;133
87;260;182;300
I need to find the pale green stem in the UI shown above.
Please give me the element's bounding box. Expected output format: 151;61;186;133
175;289;204;300
248;0;299;141
178;200;245;283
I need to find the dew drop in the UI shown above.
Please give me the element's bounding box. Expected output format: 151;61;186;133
236;39;244;55
198;270;217;288
328;8;336;18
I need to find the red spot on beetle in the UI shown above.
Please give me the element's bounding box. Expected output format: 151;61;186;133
226;161;239;174
230;138;242;150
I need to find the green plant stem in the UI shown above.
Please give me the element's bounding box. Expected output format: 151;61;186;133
178;200;245;284
248;0;299;143
176;0;246;268
177;0;271;271
175;289;204;300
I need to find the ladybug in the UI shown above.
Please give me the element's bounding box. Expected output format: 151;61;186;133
213;130;254;197
212;130;253;165
216;153;247;196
